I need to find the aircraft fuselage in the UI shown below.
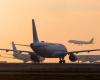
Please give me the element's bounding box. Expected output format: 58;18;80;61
30;42;67;58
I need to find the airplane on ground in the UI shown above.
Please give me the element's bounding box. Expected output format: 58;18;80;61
0;19;100;64
11;41;45;63
11;41;31;63
0;41;44;63
68;38;94;45
76;54;100;63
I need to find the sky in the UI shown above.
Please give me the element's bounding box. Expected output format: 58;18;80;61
0;0;100;63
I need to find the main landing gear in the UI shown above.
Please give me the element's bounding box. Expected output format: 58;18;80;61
59;58;65;64
30;54;40;64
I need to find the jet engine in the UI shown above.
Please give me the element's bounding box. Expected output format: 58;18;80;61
69;53;78;62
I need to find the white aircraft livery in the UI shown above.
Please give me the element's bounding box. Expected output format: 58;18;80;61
76;55;100;63
0;19;100;64
68;38;94;45
11;41;31;63
0;41;44;63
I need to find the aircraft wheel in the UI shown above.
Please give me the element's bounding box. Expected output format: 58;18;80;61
32;61;40;64
36;61;40;64
59;60;62;64
59;60;65;64
62;60;65;64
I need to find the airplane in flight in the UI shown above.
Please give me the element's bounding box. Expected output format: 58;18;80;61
68;38;94;45
0;19;100;64
75;54;100;63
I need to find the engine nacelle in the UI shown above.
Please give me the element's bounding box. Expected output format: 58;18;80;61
69;53;78;62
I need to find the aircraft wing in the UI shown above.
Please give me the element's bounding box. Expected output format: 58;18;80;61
0;48;33;53
14;44;30;47
67;49;100;54
0;55;15;59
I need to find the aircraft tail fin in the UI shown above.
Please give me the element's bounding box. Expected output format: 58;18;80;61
12;41;19;54
32;19;39;43
90;38;94;43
